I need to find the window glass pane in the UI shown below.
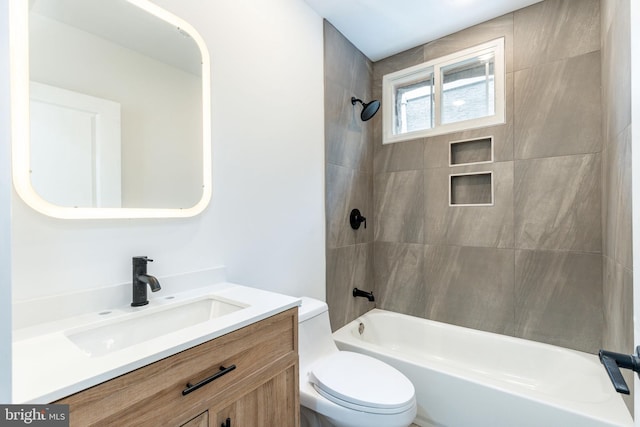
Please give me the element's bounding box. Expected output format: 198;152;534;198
394;75;433;134
441;53;495;125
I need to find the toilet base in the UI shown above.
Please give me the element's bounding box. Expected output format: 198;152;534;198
300;404;415;427
300;406;334;427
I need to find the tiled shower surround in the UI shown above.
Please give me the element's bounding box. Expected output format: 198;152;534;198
325;0;632;407
601;0;633;411
324;21;375;329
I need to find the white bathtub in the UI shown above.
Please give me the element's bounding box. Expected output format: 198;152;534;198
333;309;633;427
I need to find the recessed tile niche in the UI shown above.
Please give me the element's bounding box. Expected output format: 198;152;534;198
448;136;494;206
450;172;493;206
449;137;493;166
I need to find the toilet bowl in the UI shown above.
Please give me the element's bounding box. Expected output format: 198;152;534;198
298;297;417;427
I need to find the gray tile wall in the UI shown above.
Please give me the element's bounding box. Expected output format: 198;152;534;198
324;0;629;372
601;0;633;413
370;0;604;354
324;21;375;330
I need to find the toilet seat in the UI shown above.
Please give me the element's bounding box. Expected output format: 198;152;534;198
309;351;415;415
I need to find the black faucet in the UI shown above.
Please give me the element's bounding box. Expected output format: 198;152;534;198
353;288;375;302
131;256;161;307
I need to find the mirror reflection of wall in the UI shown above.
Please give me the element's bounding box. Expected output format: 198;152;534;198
30;81;123;208
28;0;203;209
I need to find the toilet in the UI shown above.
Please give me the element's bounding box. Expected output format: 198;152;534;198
298;297;417;427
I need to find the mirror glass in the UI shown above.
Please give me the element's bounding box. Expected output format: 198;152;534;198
11;0;211;218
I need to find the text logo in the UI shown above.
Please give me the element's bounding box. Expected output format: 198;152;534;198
0;405;69;427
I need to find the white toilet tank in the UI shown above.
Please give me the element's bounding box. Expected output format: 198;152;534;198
298;297;340;371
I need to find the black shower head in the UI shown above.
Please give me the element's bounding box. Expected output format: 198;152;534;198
351;97;380;121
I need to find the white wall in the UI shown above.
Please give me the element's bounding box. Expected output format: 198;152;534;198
152;0;326;299
0;0;13;403
10;0;325;304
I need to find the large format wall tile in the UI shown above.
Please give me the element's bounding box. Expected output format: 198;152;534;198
324;20;376;332
513;0;600;70
324;20;373;174
374;139;425;173
603;256;633;353
601;0;631;144
326;164;372;248
603;126;632;268
372;45;424;88
373;242;427;318
514;154;601;252
325;79;372;172
424;124;509;169
601;0;633;414
425;245;515;335
425;162;514;248
515;250;603;353
424;13;514;72
600;0;616;33
425;73;514;169
602;143;610;258
514;52;602;159
326;244;375;331
324;21;371;99
602;255;634;411
374;170;424;243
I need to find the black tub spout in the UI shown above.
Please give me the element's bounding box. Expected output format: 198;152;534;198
598;347;640;395
353;288;375;302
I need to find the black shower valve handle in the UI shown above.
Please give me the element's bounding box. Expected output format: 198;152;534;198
349;209;367;230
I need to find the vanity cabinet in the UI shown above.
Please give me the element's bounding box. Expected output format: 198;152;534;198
214;364;297;426
55;308;299;427
180;412;208;427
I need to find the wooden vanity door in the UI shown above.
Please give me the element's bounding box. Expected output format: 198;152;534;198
214;365;298;427
180;411;208;427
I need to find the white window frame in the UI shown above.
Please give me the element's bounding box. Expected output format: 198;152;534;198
383;37;505;145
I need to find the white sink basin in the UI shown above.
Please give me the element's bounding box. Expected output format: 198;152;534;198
65;297;245;357
13;281;301;404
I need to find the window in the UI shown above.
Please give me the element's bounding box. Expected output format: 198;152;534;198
382;38;505;144
394;74;434;134
441;55;495;125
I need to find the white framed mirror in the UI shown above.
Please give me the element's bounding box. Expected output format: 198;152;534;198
9;0;211;219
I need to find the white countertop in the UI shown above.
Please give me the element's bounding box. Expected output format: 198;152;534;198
12;282;300;403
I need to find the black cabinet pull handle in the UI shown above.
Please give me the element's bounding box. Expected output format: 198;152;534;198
182;365;236;396
221;418;231;427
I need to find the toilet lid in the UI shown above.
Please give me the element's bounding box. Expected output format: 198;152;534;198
309;351;415;414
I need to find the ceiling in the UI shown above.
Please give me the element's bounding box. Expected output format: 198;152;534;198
303;0;543;61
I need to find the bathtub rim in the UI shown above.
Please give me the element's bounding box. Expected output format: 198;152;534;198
332;308;633;427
